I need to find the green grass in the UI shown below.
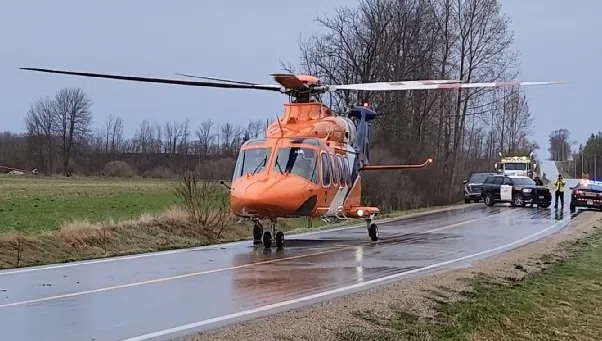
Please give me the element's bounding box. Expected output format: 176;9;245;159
0;175;180;233
339;223;602;341
0;174;465;269
0;174;461;234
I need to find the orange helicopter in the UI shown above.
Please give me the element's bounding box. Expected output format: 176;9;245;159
19;67;566;248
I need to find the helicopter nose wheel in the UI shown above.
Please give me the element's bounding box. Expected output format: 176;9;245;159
262;219;284;248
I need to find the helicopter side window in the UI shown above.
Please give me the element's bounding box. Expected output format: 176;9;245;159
232;147;271;181
330;154;339;187
350;155;360;184
344;156;352;187
321;153;331;187
341;156;351;187
336;155;346;188
273;146;319;184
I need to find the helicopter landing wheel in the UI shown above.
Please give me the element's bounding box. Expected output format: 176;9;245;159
368;223;379;241
262;231;272;248
275;231;285;248
253;222;263;245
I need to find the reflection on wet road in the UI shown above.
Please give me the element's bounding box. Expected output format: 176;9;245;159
0;191;591;341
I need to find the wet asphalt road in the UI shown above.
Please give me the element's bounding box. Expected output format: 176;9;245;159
0;188;587;341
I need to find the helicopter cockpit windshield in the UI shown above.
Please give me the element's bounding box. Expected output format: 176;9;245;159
273;146;319;184
232;146;271;181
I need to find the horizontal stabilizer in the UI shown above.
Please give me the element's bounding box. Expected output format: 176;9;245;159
360;158;433;171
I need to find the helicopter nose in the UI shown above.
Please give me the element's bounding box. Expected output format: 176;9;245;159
230;176;315;216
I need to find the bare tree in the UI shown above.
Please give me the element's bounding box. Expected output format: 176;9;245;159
549;128;572;161
196;118;215;156
178;119;191;155
24;96;56;173
111;116;124;154
52;88;93;175
220;123;234;156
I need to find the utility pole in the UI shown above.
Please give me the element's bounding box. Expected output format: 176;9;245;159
595;154;597;180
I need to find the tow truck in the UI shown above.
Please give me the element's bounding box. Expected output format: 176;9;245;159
494;155;537;178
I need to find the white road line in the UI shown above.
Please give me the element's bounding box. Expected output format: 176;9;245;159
120;217;569;341
0;205;483;276
0;215;491;308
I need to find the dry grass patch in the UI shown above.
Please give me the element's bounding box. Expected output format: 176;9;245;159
0;207;249;269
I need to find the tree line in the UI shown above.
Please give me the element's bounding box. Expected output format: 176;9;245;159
549;128;601;179
283;0;537;207
1;0;540;211
0;87;270;179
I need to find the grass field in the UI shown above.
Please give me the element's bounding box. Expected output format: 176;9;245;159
0;175;180;233
0;174;460;269
338;221;602;341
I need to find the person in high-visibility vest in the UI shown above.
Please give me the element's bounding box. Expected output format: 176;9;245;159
554;174;566;208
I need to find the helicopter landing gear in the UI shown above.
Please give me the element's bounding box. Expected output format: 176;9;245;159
366;217;379;241
262;230;272;248
252;221;263;245
262;219;284;248
275;231;285;248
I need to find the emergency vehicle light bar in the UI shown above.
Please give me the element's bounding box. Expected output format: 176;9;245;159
500;156;530;163
579;179;602;186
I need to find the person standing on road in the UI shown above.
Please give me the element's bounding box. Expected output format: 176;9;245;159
554;174;566;208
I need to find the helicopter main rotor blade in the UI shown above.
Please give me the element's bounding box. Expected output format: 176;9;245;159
20;67;283;92
329;80;568;91
320;79;462;91
175;73;260;85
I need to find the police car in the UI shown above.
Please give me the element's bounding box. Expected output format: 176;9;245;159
481;174;552;208
569;179;602;212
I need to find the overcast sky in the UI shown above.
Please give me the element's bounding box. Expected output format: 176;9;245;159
1;1;598;158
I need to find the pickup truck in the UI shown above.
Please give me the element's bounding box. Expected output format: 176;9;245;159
463;172;496;203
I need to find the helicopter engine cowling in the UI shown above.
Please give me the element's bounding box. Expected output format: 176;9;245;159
338;116;357;144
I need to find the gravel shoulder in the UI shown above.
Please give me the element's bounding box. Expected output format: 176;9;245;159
178;210;602;341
